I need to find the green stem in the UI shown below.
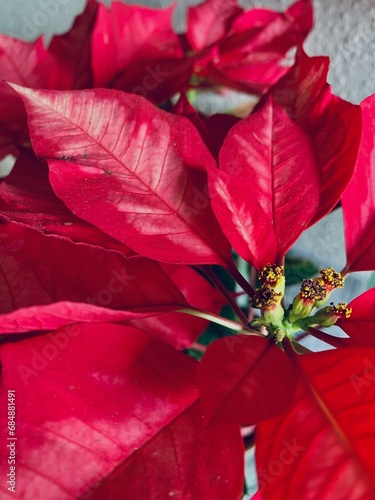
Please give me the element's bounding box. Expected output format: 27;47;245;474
177;307;263;336
200;266;249;326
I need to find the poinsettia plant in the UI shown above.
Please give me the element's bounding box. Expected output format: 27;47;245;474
0;0;374;498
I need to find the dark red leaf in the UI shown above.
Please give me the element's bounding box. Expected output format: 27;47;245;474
210;97;319;268
0;149;134;256
186;0;242;52
9;85;232;267
0;222;186;337
342;94;375;272
256;348;375;499
131;264;226;350
48;0;99;89
197;335;298;425
337;288;375;348
0;323;245;499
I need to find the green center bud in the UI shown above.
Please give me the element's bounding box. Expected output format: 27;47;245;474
308;302;352;327
288;278;327;323
315;268;345;307
250;285;284;326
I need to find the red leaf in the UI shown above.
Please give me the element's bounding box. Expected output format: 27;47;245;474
186;0;242;52
91;2;191;102
342;94;375;272
0;323;245;499
9;85;232;267
131;264;226;349
210;97;319;268
0;222;186;336
205;0;313;94
256;348;375;499
197;335;298;425
270;50;362;224
337;288;375;348
0;149;134;256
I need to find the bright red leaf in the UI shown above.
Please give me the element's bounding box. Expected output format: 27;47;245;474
0;149;134;256
9;85;232;267
197;334;298;425
337;287;375;348
209;96;319;269
270;49;362;224
0;222;187;338
0;323;245;499
256;348;375;499
342;94;375;272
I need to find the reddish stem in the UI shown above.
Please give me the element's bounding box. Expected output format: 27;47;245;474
227;261;255;298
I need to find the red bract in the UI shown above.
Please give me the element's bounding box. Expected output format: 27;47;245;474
188;0;313;94
270;49;362;224
0;323;245;499
197;335;298;425
256;348;375;499
9;85;232;267
0;222;187;340
209;97;320;269
342;94;375;272
337;288;375;348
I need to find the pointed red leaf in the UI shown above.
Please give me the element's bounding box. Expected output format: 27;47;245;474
210;97;319;268
342;95;375;272
0;149;134;256
186;0;242;51
9;85;232;267
0;222;187;336
0;323;245;499
197;335;298;425
270;50;362;224
337;288;375;348
131;264;226;349
256;348;375;499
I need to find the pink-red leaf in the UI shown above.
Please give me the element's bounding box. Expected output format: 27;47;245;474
0;323;245;499
256;348;375;499
9;85;232;267
0;222;186;338
197;335;298;425
0;149;134;256
342;94;375;272
337;288;375;348
210;97;319;268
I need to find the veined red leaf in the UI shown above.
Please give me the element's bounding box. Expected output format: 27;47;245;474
270;50;362;224
210;97;319;268
197;335;298;425
0;222;186;337
337;288;375;348
0;323;245;499
131;264;226;349
256;348;375;499
186;0;242;52
342;94;375;272
9;85;232;267
0;149;135;256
